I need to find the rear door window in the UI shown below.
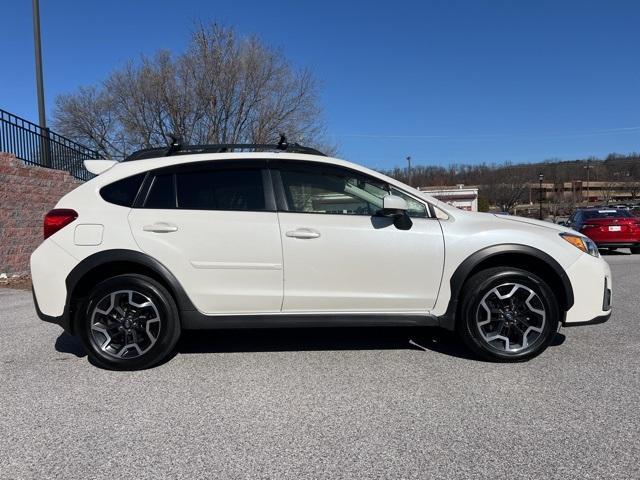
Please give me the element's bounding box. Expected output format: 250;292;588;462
176;168;266;211
140;162;268;211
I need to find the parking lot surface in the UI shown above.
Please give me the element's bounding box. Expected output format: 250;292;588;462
1;253;639;479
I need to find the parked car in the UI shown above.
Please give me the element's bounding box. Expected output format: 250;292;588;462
31;141;612;369
566;208;640;253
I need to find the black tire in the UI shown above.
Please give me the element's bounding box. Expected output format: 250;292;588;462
630;247;640;254
76;274;181;370
457;267;560;362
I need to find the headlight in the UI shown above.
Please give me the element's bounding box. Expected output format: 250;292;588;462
560;233;599;257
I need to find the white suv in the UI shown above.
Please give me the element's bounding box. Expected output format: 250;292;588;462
31;142;612;369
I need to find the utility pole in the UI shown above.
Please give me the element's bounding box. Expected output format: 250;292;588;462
538;173;544;220
584;161;592;205
406;156;412;187
32;0;50;166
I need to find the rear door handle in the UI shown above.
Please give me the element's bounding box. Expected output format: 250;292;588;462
286;228;321;239
143;222;178;233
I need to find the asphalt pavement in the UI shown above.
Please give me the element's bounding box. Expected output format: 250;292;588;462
1;253;638;479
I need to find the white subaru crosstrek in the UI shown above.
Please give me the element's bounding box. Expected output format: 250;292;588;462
31;141;612;369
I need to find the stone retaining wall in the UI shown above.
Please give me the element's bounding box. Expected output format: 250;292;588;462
0;153;82;276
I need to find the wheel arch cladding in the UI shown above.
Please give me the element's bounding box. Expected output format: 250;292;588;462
440;244;574;331
66;250;196;332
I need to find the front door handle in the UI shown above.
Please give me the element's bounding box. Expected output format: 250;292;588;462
143;222;178;233
286;228;321;239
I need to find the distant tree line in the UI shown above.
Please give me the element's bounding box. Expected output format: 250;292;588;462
383;153;640;211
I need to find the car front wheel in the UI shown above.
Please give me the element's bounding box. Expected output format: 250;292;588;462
76;274;181;370
457;267;560;362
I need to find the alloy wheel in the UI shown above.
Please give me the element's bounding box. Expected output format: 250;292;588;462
89;290;161;359
475;282;546;353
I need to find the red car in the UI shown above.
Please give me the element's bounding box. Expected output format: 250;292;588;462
566;208;640;253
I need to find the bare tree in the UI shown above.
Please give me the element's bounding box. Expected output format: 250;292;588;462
485;183;528;212
53;23;331;158
600;181;618;205
480;164;530;212
627;182;640;201
53;86;127;157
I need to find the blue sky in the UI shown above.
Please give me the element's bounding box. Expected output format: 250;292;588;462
1;0;639;169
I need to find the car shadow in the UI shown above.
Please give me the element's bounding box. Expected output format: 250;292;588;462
54;332;87;357
177;327;566;361
550;332;566;346
55;327;567;365
177;326;478;360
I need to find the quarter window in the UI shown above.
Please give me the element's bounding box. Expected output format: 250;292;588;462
100;173;145;207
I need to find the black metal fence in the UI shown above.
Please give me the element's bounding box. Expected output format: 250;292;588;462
0;109;101;181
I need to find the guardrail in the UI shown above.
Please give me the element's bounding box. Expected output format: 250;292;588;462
0;109;101;180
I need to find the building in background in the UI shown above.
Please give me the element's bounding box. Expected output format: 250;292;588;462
530;180;640;205
419;185;479;212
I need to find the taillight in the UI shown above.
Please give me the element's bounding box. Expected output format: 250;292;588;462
44;209;78;239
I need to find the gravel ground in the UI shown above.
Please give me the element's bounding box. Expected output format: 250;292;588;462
1;253;638;479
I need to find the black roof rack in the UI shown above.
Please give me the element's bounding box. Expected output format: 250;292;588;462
122;134;325;162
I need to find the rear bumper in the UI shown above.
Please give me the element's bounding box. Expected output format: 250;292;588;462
30;239;78;329
32;287;71;331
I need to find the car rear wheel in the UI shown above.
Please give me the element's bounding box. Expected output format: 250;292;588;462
457;267;560;362
76;274;181;370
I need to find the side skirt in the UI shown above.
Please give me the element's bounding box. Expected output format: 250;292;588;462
562;312;611;327
181;311;440;330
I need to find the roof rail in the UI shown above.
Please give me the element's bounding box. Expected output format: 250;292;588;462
122;134;326;162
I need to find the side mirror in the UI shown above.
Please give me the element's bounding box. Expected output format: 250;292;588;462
382;195;408;212
380;195;412;230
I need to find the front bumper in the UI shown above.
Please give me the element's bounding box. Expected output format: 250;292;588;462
563;253;612;325
595;242;640;249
